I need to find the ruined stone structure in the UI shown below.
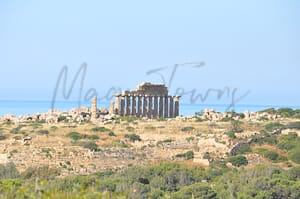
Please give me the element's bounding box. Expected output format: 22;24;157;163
114;82;180;118
91;97;97;119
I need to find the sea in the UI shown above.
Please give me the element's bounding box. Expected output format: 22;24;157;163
1;100;299;117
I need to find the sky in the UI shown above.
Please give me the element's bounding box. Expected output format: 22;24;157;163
0;0;299;107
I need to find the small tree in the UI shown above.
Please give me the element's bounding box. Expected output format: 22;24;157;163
228;155;248;167
230;120;243;133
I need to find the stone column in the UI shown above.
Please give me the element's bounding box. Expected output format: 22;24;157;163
153;95;158;118
143;95;148;117
148;96;153;118
174;96;180;117
159;96;164;118
91;97;97;119
169;96;174;118
164;96;169;118
137;95;142;117
114;94;120;114
125;95;131;116
120;95;125;116
109;102;114;115
132;95;136;116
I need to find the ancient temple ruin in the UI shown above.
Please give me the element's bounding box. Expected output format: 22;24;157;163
113;82;180;118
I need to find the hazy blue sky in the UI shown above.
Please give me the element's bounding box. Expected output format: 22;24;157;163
0;0;299;106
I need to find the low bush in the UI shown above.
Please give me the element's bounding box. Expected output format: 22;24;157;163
277;108;295;118
288;147;300;164
157;117;166;121
57;115;67;122
67;132;81;141
175;151;194;160
125;134;141;142
286;122;300;130
156;139;174;146
144;126;156;130
0;162;20;179
112;141;129;148
251;132;279;146
37;129;49;135
10;126;24;134
186;136;195;142
171;182;217;199
126;126;135;132
226;132;236;139
221;117;232;122
277;132;299;151
256;148;287;162
230;120;243;132
181;126;195;132
77;141;100;151
238;144;252;154
91;127;110;132
22;166;60;180
68;132;99;141
265;122;285;132
119;116;138;122
228;155;248;167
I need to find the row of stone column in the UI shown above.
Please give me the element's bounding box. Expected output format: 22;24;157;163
114;95;180;118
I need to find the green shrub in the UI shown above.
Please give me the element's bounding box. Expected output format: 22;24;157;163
181;126;195;132
22;166;60;180
68;132;98;141
119;116;138;122
91;127;110;132
221;117;232;122
288;147;300;164
259;108;276;114
265;122;285;132
238;144;252;154
288;166;300;180
228;155;248;167
0;162;20;179
85;134;99;140
77;141;100;151
156;139;174;146
277;142;296;151
67;132;81;141
277;132;298;151
175;151;194;160
171;182;217;199
13;136;22;140
261;136;278;145
125;134;141;142
186;136;195;142
226;131;236;139
230;120;243;132
157;117;166;121
251;133;278;145
10;126;24;134
37;129;49;135
112;141;129;148
28;122;43;129
286;122;300;130
126;126;135;132
257;148;287;162
58;115;67;122
277;108;295;118
144;126;156;130
282;132;298;141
